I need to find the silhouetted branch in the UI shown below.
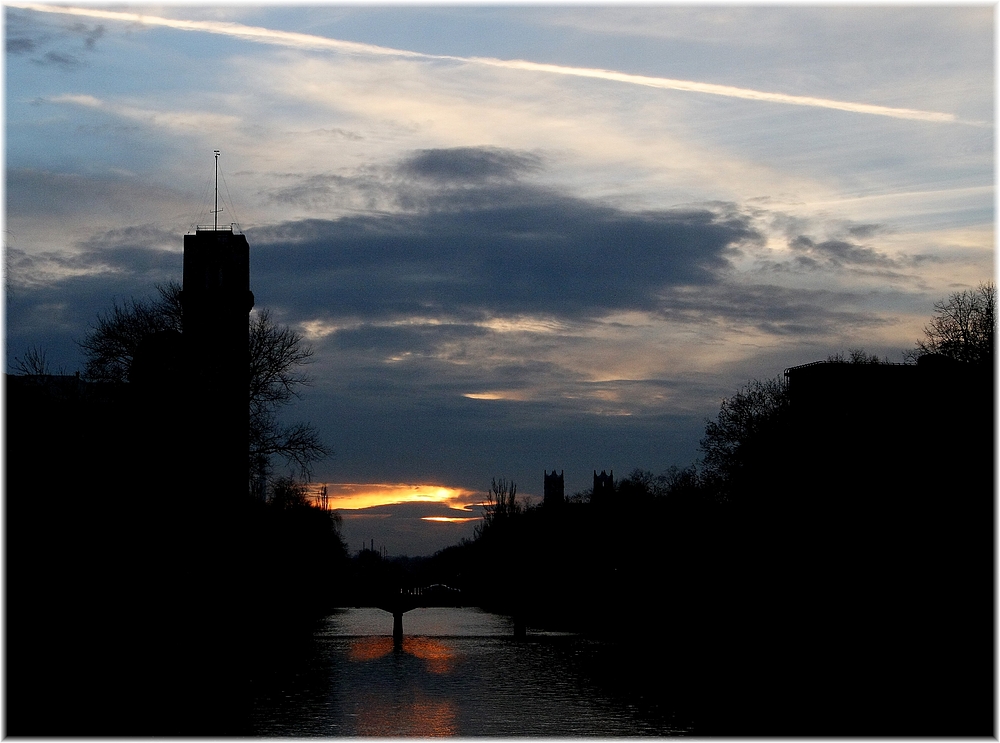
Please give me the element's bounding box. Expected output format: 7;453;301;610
475;477;521;538
826;348;891;364
11;346;51;375
79;282;329;496
914;282;995;365
248;308;313;412
79;283;182;383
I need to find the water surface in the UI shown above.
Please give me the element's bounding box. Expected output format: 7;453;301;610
250;607;687;736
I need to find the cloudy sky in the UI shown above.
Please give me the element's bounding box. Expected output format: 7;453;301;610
5;3;994;555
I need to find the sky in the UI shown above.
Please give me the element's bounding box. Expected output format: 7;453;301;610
4;3;994;556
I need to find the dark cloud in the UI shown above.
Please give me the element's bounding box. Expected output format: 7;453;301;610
38;51;81;70
790;235;898;268
5;11;102;69
251;149;759;323
71;23;105;50
655;282;891;336
400;147;543;184
846;223;881;239
6;37;37;54
264;147;543;211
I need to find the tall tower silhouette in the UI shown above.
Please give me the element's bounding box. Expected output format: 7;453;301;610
180;181;254;499
593;470;614;503
544;469;564;508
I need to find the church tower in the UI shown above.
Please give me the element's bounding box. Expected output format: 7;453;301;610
544;469;564;508
593;470;614;504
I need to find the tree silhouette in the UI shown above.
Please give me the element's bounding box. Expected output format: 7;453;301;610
699;375;789;498
79;283;182;383
78;281;328;494
11;345;52;375
826;348;891;364
913;281;995;365
247;308;328;497
475;477;521;538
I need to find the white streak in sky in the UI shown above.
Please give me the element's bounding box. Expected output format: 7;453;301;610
10;2;972;125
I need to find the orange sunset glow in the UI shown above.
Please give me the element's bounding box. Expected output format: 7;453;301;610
347;636;459;675
308;482;483;517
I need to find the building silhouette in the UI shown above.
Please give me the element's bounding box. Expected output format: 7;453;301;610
543;469;564;507
8;210;258;732
592;470;614;502
773;354;993;734
180;224;254;500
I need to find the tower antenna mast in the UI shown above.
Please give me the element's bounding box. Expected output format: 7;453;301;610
212;149;223;230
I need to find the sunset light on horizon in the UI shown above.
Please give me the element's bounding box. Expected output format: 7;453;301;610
310;482;484;514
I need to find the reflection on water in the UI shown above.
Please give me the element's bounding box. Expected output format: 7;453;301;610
348;636;458;675
251;607;686;736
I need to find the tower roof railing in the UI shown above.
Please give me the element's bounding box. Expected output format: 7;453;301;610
194;223;241;234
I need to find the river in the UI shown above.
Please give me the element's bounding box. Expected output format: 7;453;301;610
249;607;690;736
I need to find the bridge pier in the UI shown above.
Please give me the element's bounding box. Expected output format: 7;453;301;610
513;614;526;640
393;611;404;648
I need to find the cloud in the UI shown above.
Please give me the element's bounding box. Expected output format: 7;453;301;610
789;236;899;269
7;3;975;124
6;37;37;54
318;482;480;513
72;22;104;50
6;9;104;69
46;93;241;133
6;168;174;221
37;51;81;69
655;283;892;338
400;147;542;184
251;147;760;323
335;501;482;556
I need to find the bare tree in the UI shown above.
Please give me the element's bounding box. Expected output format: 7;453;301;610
79;283;182;383
79;282;329;497
475;477;521;537
826;348;891;364
268;476;312;509
316;484;330;511
248;308;312;416
11;346;52;375
913;282;995;365
246;307;330;494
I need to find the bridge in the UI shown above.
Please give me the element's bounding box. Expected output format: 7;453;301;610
374;584;468;643
353;584;527;642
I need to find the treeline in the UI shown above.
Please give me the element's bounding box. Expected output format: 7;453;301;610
414;282;995;735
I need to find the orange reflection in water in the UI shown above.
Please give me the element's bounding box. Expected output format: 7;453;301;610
347;636;458;675
404;636;458;675
346;635;460;736
353;690;457;737
347;636;394;662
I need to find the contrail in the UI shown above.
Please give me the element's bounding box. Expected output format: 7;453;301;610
466;58;960;123
10;2;967;124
